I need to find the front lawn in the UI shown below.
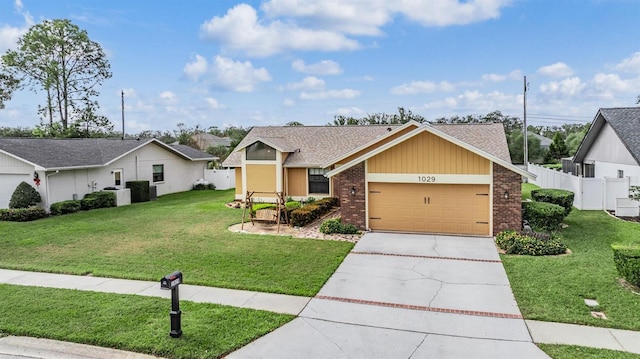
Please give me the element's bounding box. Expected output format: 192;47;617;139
0;190;353;297
0;284;293;359
502;197;640;330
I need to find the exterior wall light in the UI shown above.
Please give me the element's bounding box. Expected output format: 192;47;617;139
504;190;510;199
351;186;356;196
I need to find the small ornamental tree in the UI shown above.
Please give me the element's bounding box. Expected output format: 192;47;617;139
9;181;41;208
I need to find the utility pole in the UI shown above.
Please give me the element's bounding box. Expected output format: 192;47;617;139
121;90;125;140
523;76;529;171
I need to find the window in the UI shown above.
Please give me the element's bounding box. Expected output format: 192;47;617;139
153;164;164;182
246;142;276;160
618;170;624;179
308;168;329;194
583;163;595;178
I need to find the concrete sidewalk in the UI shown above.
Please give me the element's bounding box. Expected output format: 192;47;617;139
2;267;640;358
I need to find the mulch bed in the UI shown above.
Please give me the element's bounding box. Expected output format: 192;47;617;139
607;211;640;223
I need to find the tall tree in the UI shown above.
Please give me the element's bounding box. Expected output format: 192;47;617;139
0;72;19;109
328;107;425;126
545;132;569;163
1;19;112;132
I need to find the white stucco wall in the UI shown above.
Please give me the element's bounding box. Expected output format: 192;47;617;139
11;142;208;209
0;152;35;208
594;162;640;186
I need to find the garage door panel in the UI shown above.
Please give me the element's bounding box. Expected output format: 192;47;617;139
368;183;489;236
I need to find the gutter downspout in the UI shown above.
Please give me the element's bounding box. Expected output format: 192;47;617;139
45;170;60;210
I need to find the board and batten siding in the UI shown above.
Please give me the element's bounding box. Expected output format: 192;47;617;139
286;168;307;197
367;131;490;175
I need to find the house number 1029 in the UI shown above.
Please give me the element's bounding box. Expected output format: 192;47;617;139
418;176;436;183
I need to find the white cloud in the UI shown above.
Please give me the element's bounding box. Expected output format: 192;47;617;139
330;106;365;117
183;55;271;92
200;4;359;57
286;76;325;90
120;88;137;98
283;98;295;107
263;0;509;32
183;54;208;81
539;77;585;97
614;52;640;74
299;88;360;100
205;97;226;109
482;70;522;83
389;0;509;27
391;80;455;95
538;62;574;78
292;59;342;75
422;90;521;114
210;56;271;92
0;0;34;52
159;91;178;103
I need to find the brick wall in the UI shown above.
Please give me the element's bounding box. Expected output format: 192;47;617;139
334;162;366;229
493;164;522;235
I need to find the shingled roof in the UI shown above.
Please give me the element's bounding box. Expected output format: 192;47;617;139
223;122;513;167
574;107;640;165
0;138;215;170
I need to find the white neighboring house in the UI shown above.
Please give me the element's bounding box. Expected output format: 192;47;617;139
0;138;216;209
572;107;640;185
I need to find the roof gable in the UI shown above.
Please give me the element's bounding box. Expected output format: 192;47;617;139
326;123;533;179
574;107;640;165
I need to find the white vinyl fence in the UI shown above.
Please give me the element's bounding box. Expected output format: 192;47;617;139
204;169;235;190
528;163;630;211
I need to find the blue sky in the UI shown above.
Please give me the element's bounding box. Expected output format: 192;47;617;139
1;0;639;133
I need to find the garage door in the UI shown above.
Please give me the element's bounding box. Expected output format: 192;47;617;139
0;174;31;208
368;183;490;236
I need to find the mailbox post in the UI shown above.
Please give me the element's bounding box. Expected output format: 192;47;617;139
160;271;183;338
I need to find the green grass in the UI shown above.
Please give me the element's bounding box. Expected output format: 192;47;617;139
0;284;293;359
0;190;353;296
539;344;640;359
502;208;640;330
522;182;539;200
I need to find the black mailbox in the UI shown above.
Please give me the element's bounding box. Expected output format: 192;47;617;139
160;271;183;338
160;271;183;290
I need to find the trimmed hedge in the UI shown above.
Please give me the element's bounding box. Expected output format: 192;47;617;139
612;243;640;287
531;188;575;216
50;200;82;215
81;191;116;210
126;181;150;203
522;201;565;231
193;183;215;190
0;207;48;222
290;197;338;227
9;181;41;209
319;218;359;235
496;230;567;256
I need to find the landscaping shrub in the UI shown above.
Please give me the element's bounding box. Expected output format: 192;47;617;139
290;197;339;227
612;243;640;287
531;188;575;216
126;181;150;203
9;181;41;209
193;183;215;190
0;207;48;222
522;201;565;232
50;200;82;215
319;218;359;235
495;230;567;256
81;191;116;210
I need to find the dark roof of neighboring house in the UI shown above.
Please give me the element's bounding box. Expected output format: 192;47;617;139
222;122;512;167
527;132;552;147
573;107;640;164
0;138;215;170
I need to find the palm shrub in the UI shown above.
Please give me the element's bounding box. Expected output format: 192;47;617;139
9;181;41;208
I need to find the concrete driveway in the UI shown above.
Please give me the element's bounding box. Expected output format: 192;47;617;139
229;233;549;358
